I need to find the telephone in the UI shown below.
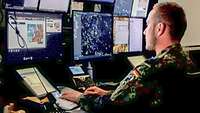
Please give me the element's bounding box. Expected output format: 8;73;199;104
68;65;95;90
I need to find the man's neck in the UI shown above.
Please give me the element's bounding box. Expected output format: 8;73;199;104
155;36;179;55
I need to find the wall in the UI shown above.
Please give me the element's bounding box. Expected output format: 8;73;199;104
158;0;200;49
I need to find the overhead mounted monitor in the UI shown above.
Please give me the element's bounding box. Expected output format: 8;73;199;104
131;0;150;18
86;0;114;3
73;11;113;61
3;11;64;65
39;0;70;12
5;0;24;9
70;1;84;17
23;0;39;9
113;0;134;16
74;0;114;3
113;17;143;54
5;0;39;10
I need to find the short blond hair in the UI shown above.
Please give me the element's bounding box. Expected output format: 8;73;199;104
153;2;187;40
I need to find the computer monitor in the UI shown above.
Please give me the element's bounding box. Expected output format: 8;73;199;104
3;11;64;65
39;0;70;12
113;0;134;16
113;17;129;54
129;17;143;52
131;0;150;18
113;17;143;54
5;0;24;9
73;11;113;62
5;0;39;10
74;0;114;3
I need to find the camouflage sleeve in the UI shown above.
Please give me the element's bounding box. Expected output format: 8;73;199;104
110;70;138;102
110;61;154;105
78;62;154;112
78;93;111;112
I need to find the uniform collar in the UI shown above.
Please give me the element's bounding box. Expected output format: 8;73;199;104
156;43;182;58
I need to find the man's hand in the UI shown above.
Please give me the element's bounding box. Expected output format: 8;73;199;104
60;87;83;103
84;86;109;96
3;103;26;113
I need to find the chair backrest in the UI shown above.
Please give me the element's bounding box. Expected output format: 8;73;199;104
160;71;200;112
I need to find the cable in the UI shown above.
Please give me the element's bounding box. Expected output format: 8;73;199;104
37;0;40;11
8;15;26;48
0;0;3;25
33;67;49;96
0;10;3;25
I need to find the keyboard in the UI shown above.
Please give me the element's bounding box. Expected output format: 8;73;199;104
56;98;79;111
51;91;79;111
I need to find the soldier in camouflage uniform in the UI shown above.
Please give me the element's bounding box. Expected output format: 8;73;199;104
61;2;195;113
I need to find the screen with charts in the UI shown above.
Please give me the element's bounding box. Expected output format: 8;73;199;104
131;0;150;18
113;17;143;54
113;0;134;16
3;11;64;65
113;17;129;54
73;11;113;61
5;0;39;10
39;0;70;12
16;67;56;97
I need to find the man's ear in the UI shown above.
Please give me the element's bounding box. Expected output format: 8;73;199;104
156;23;166;37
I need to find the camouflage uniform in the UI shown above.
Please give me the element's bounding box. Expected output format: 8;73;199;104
78;44;194;112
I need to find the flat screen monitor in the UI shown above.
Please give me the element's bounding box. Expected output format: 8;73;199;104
74;0;114;3
5;0;39;10
113;17;143;54
129;17;143;52
113;0;134;16
131;0;150;18
113;17;129;54
73;11;113;61
3;11;64;65
39;0;70;12
5;0;24;9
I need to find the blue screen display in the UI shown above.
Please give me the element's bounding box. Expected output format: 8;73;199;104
5;0;24;9
5;0;39;10
73;11;113;61
4;11;64;65
114;0;133;16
